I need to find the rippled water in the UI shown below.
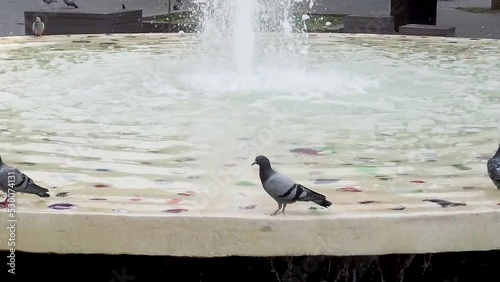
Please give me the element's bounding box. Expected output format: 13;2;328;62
0;33;499;213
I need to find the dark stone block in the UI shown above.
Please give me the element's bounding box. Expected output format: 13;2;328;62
2;250;500;282
399;24;456;37
24;9;143;36
391;0;410;32
343;15;395;34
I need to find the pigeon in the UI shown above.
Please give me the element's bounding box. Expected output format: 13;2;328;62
173;0;183;10
122;3;126;9
63;0;78;8
487;142;500;189
32;17;45;37
0;156;50;208
43;0;58;4
252;155;332;215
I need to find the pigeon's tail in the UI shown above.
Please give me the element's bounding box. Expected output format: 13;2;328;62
313;198;332;208
68;2;78;8
301;186;332;208
26;184;50;198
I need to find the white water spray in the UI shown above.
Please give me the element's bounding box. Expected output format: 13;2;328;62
232;0;256;75
194;0;308;75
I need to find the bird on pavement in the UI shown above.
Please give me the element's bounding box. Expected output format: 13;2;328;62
63;0;78;8
32;17;45;37
487;142;500;189
0;156;50;208
252;155;332;215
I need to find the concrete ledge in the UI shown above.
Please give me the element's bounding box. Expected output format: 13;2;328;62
343;15;395;34
399;24;456;37
1;208;500;257
24;9;143;35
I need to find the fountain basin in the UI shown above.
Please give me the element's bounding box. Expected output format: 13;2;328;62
0;33;500;256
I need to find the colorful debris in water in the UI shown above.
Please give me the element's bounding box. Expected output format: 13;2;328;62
359;200;380;204
423;199;466;208
162;208;188;213
239;205;257;210
48;203;76;210
337;187;362;192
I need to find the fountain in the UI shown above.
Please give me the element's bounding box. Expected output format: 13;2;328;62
1;0;500;264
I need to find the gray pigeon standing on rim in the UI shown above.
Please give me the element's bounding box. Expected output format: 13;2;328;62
32;17;45;37
0;156;50;208
252;155;332;215
63;0;78;8
487;142;500;189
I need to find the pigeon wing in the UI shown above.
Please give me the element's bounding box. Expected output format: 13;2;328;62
263;173;307;202
487;158;500;181
0;164;26;193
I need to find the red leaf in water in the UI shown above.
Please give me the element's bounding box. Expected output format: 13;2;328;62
359;200;380;204
290;148;319;155
162;208;188;213
94;184;110;188
167;199;181;204
337;187;362;192
410;180;425;184
129;198;141;202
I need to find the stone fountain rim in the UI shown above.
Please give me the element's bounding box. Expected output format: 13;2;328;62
0;32;499;45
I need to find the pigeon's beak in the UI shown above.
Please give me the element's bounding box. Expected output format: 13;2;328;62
251;161;257;166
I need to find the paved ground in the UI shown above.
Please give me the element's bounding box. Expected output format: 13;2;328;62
0;0;171;37
0;0;499;38
437;0;500;39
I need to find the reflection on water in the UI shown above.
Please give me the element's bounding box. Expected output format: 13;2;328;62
0;33;499;213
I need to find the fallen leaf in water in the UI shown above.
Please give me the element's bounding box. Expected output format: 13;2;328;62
376;175;391;181
391;206;406;211
337;187;362;192
359;200;381;204
462;186;475;190
308;206;318;210
452;164;471;171
56;192;68;197
239;205;257;210
94;184;110;188
410;180;425;184
48;203;76;210
290;148;319;155
90;198;107;201
129;198;141;202
167;199;181;204
95;168;112;172
162;208;188;213
423;199;466;208
177;191;195;196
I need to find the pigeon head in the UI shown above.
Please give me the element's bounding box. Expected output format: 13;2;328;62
35;17;41;22
252;155;271;168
